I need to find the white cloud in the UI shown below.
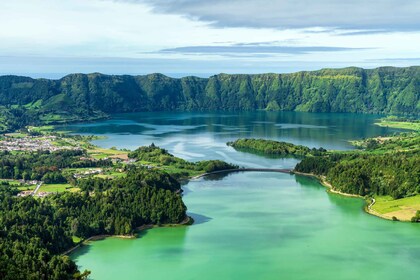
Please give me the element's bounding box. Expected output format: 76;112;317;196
133;0;420;31
0;0;419;75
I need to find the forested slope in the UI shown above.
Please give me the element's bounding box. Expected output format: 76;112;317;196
0;166;187;280
294;133;420;198
0;66;418;131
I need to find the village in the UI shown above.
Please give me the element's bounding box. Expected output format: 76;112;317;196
0;134;82;152
0;130;160;199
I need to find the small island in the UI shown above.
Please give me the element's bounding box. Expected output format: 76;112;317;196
227;138;326;157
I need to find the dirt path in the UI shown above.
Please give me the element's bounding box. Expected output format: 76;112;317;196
31;182;43;196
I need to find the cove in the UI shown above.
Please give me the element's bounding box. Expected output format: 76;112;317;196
64;111;419;279
72;173;420;280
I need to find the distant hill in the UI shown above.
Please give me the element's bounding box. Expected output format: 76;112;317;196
0;66;418;131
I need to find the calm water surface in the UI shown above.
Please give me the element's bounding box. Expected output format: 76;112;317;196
58;111;401;168
66;112;419;280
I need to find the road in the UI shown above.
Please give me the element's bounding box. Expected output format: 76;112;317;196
31;182;43;196
191;168;291;179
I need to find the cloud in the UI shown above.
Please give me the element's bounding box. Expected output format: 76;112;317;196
338;30;393;36
1;0;419;76
302;29;394;36
366;57;420;62
160;45;366;55
122;0;420;31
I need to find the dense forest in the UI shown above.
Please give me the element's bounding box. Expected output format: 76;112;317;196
294;134;420;198
227;138;326;157
0;167;187;280
0;140;239;279
295;152;420;198
228;135;420;199
0;66;418;132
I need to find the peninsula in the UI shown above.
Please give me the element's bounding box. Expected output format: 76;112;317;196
227;119;420;222
0;129;236;279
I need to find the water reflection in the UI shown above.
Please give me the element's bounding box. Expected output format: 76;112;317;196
188;213;212;225
56;111;402;170
57;111;401;151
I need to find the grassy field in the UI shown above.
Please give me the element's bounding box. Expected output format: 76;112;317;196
88;147;128;160
374;119;420;131
94;171;126;179
23;99;43;109
38;183;79;193
136;160;203;178
17;185;37;191
4;132;27;138
27;125;55;133
0;180;37;191
371;195;420;221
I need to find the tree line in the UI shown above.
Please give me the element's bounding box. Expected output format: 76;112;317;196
295;151;420;199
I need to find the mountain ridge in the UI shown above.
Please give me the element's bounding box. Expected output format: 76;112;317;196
0;66;418;132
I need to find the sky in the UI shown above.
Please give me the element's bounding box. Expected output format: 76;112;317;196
0;0;419;77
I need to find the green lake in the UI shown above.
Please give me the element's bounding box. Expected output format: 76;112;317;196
65;112;420;279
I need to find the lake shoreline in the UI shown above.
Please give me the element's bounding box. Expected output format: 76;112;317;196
192;168;399;222
64;215;193;256
291;171;398;222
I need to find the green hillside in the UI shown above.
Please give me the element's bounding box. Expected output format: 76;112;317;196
0;66;418;131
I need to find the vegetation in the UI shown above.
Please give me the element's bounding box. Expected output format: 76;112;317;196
374;115;420;131
0;66;418;131
0;65;418;277
293;130;420;222
0;166;186;279
128;144;238;178
0;149;111;183
412;211;420;223
350;132;420;153
38;183;75;193
0;130;239;278
226;127;420;221
227;134;419;200
371;195;420;221
227;138;326;157
0;187;89;280
295;145;420;199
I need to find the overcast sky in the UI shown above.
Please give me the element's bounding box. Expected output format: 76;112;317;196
0;0;419;77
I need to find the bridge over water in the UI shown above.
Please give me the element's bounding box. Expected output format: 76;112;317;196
191;168;292;179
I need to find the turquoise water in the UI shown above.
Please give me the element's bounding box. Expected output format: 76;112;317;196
58;111;400;168
67;112;419;280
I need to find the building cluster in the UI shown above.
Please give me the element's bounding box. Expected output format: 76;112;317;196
111;158;136;164
17;190;33;197
18;190;53;197
73;168;103;179
0;135;81;152
18;179;40;185
36;191;52;198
